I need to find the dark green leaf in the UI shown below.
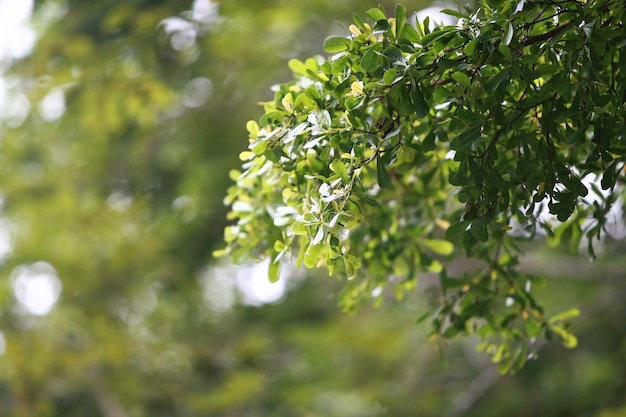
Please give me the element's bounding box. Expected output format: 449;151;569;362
420;29;456;47
376;154;392;188
361;47;381;73
445;221;471;240
440;8;467;19
395;4;407;37
411;82;429;118
601;162;617;190
566;124;588;144
450;126;481;151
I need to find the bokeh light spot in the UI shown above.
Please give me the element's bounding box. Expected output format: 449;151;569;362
11;262;62;316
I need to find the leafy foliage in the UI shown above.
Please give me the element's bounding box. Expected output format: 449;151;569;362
221;0;626;372
1;1;626;415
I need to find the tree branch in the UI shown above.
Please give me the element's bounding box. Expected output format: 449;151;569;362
522;21;575;46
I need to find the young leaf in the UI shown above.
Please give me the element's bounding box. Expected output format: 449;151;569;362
463;38;478;55
451;71;471;89
550;325;578;348
366;7;386;22
246;120;259;136
418;239;454;256
330;159;350;183
304;243;323;268
268;257;281;283
383;68;399;85
548;308;580;323
323;36;350;53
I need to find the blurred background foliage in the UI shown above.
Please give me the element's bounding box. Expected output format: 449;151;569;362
0;0;624;416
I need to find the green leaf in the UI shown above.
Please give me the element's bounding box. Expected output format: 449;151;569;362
548;308;580;323
343;254;361;279
511;345;528;374
418;239;454;256
292;222;308;236
330;159;350;183
451;71;471;89
383;68;398;86
397;144;416;163
395;4;406;37
566;124;588;144
601;162;618;190
304;243;323;268
470;221;488;242
352;12;366;31
550;325;578;348
273;240;286;252
366;7;386;22
492;343;508;363
420;29;455;47
295;237;307;267
497;357;512;374
250;138;269;155
360;195;382;207
502;22;514;46
525;319;543;338
440;8;467;19
373;18;390;33
268;257;281;283
400;24;420;43
323;36;350;53
411;82;429;118
383;45;404;65
287;58;306;76
246;120;259;136
442;324;461;338
376;154;392;188
498;43;512;60
486;69;509;92
450;126;481;151
360;47;380;73
445;221;470;240
463;38;478;56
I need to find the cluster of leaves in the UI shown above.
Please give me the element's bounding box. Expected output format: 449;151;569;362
220;0;625;372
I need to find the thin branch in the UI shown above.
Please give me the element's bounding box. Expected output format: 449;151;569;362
522;20;575;46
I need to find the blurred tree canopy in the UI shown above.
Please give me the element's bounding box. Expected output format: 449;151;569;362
0;1;624;416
